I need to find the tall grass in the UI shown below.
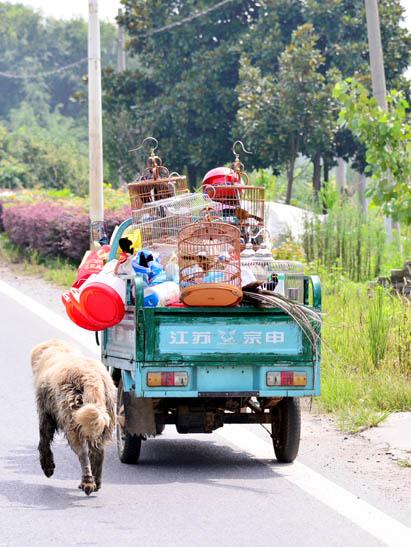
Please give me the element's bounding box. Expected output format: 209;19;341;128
366;287;391;369
320;273;411;431
302;197;410;281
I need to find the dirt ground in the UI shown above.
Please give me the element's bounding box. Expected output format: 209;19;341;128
1;254;410;509
300;400;411;507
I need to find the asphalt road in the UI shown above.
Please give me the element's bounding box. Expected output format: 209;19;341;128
0;278;410;547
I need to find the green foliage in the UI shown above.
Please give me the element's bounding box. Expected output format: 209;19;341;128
302;189;410;281
0;103;89;193
367;287;392;369
319;277;411;432
237;24;340;202
0;2;117;122
334;78;411;224
0;184;130;212
0;155;29;189
234;0;410;200
111;0;260;187
271;237;305;262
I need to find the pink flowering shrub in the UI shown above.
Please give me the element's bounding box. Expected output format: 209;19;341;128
2;202;131;263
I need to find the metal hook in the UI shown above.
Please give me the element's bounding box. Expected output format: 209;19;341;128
129;136;159;153
232;140;252;157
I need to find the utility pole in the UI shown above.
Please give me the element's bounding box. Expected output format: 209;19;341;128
88;0;106;249
364;0;395;242
116;9;127;187
117;9;126;72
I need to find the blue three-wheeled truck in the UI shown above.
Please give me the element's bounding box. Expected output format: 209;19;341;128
101;218;322;465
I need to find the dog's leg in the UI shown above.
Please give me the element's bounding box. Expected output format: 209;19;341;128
68;435;96;495
38;413;56;478
89;442;105;492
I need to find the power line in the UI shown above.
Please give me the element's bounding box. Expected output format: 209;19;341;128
0;0;239;80
0;57;89;79
137;0;237;38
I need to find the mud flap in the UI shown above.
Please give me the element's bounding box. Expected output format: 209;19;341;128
123;392;157;437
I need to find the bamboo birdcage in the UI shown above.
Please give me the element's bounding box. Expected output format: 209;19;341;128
202;150;265;247
128;148;188;210
178;213;243;307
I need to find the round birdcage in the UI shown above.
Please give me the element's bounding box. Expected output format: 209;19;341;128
178;214;243;307
202;143;265;247
128;147;188;210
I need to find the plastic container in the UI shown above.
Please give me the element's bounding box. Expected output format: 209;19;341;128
69;271;126;327
62;292;107;331
144;281;181;307
165;261;179;283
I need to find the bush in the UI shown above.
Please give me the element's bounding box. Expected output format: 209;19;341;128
2;202;130;263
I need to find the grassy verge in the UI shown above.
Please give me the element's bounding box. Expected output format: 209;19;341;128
319;273;411;432
0;234;77;287
1;234;410;433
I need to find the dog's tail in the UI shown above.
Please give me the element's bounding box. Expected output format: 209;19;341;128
72;371;113;439
74;404;111;439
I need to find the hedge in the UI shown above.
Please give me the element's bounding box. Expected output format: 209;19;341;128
1;200;131;263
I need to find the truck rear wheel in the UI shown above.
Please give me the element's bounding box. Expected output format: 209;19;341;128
116;378;142;464
271;397;301;463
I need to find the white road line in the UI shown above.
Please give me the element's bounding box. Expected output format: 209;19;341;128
218;427;411;547
0;280;99;355
3;279;411;546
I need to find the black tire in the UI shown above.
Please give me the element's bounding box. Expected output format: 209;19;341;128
156;424;165;435
116;378;142;464
271;397;301;463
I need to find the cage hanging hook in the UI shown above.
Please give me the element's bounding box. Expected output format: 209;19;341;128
231;141;251;184
232;140;252;158
129;136;159;153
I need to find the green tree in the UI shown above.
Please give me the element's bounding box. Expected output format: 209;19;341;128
334;78;411;224
237;0;410;200
108;0;260;187
237;24;339;204
0;2;117;122
1;102;88;192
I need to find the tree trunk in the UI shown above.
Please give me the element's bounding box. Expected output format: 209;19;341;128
187;165;198;192
285;135;299;204
322;161;329;214
335;158;347;195
357;171;368;217
286;156;296;205
312;151;322;204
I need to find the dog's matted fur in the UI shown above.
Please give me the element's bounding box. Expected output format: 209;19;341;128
31;339;116;495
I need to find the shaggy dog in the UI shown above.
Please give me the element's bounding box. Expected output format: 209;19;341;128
31;339;116;495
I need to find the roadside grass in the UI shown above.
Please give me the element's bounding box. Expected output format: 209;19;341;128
319;273;411;432
0;234;77;287
1;234;410;433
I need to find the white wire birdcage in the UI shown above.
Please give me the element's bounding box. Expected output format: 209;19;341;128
271;261;305;302
131;193;216;247
239;234;305;301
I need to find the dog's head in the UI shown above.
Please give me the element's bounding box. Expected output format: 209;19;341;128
31;339;79;376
